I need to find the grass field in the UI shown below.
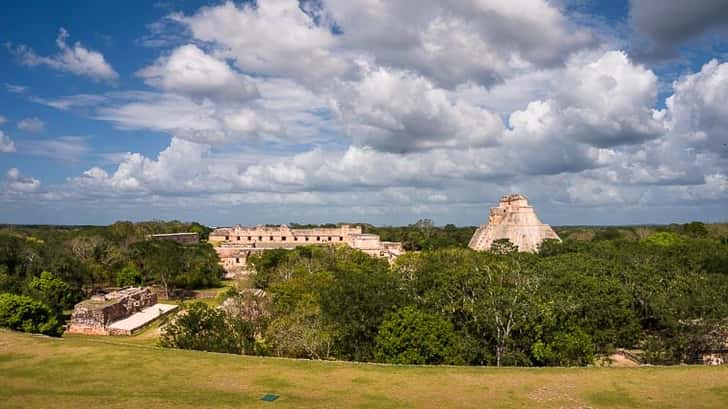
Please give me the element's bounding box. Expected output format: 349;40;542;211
1;329;727;409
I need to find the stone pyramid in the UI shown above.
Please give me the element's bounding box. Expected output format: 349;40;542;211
468;194;560;253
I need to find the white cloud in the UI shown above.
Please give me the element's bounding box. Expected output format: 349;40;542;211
17;117;45;133
0;115;5;125
95;91;286;144
11;28;118;82
324;0;594;87
136;44;259;101
664;59;728;157
30;94;109;111
4;168;40;192
20;136;90;162
5;83;27;94
333;65;503;152
506;51;662;148
174;0;352;86
0;130;16;153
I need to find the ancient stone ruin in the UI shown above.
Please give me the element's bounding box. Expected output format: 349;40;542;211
469;194;560;252
67;287;158;335
210;224;404;277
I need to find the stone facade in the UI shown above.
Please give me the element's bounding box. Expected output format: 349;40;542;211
147;232;199;245
469;194;560;253
210;224;404;276
67;287;158;335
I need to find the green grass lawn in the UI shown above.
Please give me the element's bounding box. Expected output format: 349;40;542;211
1;329;727;409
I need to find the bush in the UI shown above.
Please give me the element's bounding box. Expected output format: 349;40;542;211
0;293;63;336
642;232;682;247
26;271;72;314
116;264;143;287
532;330;594;366
160;302;255;355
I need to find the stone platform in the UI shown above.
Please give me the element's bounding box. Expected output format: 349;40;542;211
107;303;178;336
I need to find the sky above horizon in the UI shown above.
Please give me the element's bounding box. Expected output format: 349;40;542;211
1;0;727;227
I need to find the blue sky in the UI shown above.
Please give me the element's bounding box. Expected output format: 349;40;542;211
1;0;727;226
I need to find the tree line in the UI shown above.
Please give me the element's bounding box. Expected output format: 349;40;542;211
162;221;728;366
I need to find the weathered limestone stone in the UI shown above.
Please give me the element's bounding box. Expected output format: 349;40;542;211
469;194;560;253
67;287;157;335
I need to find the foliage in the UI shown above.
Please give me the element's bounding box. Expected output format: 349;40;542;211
26;271;72;315
115;264;143;287
375;306;461;364
159;301;256;355
489;238;518;254
363;222;476;251
265;302;335;359
129;240;222;296
3;221;728;367
0;293;62;336
642;232;683;247
531;329;594;366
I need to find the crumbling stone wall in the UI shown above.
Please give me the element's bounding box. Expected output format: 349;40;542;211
67;287;157;335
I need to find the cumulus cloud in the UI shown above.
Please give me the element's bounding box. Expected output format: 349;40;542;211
334;65;503;152
136;44;259;101
95;91;286;144
324;0;594;87
172;0;593;89
0;130;16;153
630;0;728;59
664;59;728;158
10;28;118;82
4;168;40;192
174;0;352;86
492;51;663;176
17;117;45;133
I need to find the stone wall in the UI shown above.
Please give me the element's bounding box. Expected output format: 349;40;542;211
148;232;199;245
67;287;158;335
210;224;403;276
210;224;362;246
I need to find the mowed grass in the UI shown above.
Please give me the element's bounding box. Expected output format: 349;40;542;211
1;330;727;409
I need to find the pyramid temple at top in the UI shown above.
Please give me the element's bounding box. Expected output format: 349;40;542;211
468;194;560;253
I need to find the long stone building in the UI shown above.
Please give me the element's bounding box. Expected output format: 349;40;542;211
210;224;404;276
469;194;560;252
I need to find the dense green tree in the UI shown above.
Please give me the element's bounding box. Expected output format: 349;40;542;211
531;329;594;366
683;221;708;238
318;248;402;361
0;293;62;336
375;306;461;364
115;264;143;287
26;271;72;315
160;301;256;354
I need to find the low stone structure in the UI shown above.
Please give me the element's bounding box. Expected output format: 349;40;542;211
107;303;178;336
147;232;199;245
67;287;158;335
210;224;404;276
469;194;560;252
